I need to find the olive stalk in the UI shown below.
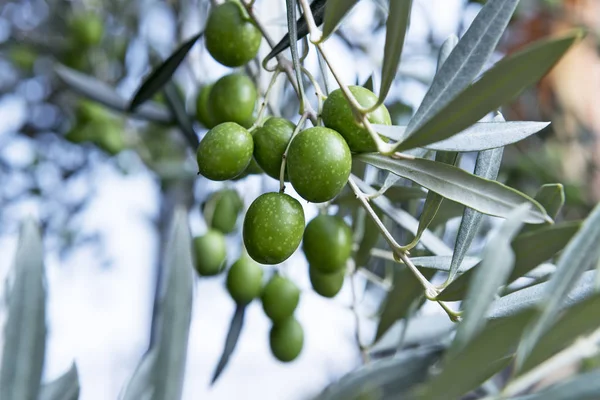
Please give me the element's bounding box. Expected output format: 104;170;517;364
279;112;309;192
248;68;282;132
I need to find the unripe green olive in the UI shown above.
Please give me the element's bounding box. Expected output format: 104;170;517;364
303;214;353;273
209;73;258;126
193;229;227;276
253;117;295;180
322;86;391;152
261;275;300;323
309;265;345;298
287;127;351;203
196;83;217;129
69;12;104;47
226;256;264;304
196;122;254;181
203;189;244;234
243;192;305;265
94;120;126;155
269;317;304;362
204;0;262;67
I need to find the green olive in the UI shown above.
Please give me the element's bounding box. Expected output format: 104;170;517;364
309;265;345;298
253;117;295;180
209;73;258;126
321;86;391;152
243;192;305;265
196;83;217;129
203;189;244;234
196;122;254;181
226;256;264;304
261;275;300;322
69;12;104;47
193;229;227;276
204;0;262;67
269;317;304;362
287;127;352;203
303;214;353;273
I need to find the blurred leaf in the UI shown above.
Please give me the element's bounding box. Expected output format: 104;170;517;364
352;176;452;255
397;30;583;150
406;151;458;250
356;154;550;224
488;270;596;320
162;82;199;148
211;305;246;385
39;364;79;400
438;221;581;301
322;0;359;40
0;218;46;400
355;208;382;268
263;0;326;64
128;32;202;111
361;74;374;92
377;0;412;104
522;184;565;234
404;0;519;138
314;346;444;400
516;201;600;370
447;204;530;358
414;309;536;400
371;185;427;202
375;267;434;342
121;349;158;400
375;121;551;151
447;147;503;282
513;369;600;400
521;291;600;373
54;64;173;124
151;207;195;400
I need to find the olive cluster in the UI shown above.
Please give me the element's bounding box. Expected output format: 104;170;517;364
192;0;394;363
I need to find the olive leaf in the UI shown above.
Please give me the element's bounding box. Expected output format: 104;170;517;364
374;120;550;152
0;218;46;400
263;0;327;64
397;30;583;151
162;82;199;149
321;0;360;41
377;0;412;105
512;370;600;400
55;64;173;124
211;304;246;385
286;0;307;107
128;32;203;111
39;364;79;400
404;0;520;138
355;153;550;224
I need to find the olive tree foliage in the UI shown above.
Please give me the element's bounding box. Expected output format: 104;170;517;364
1;0;600;399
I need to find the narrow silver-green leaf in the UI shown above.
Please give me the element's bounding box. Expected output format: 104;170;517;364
211;304;246;385
374;121;550;151
522;183;565;234
39;364;79;400
128;32;202;111
321;0;359;41
516;201;600;371
354;207;382;268
415;309;536;400
447;203;530;358
408;256;479;273
488;270;595;320
352;175;452;255
513;370;600;400
54;64;173;124
447;147;503;282
355;154;550;224
286;0;306;107
438;221;581;302
521;291;600;373
404;0;520;137
0;218;46;400
121;349;158;400
314;346;443;400
398;30;583;150
151;207;194;400
263;0;326;64
407;152;458;249
374;267;434;342
377;0;412;104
